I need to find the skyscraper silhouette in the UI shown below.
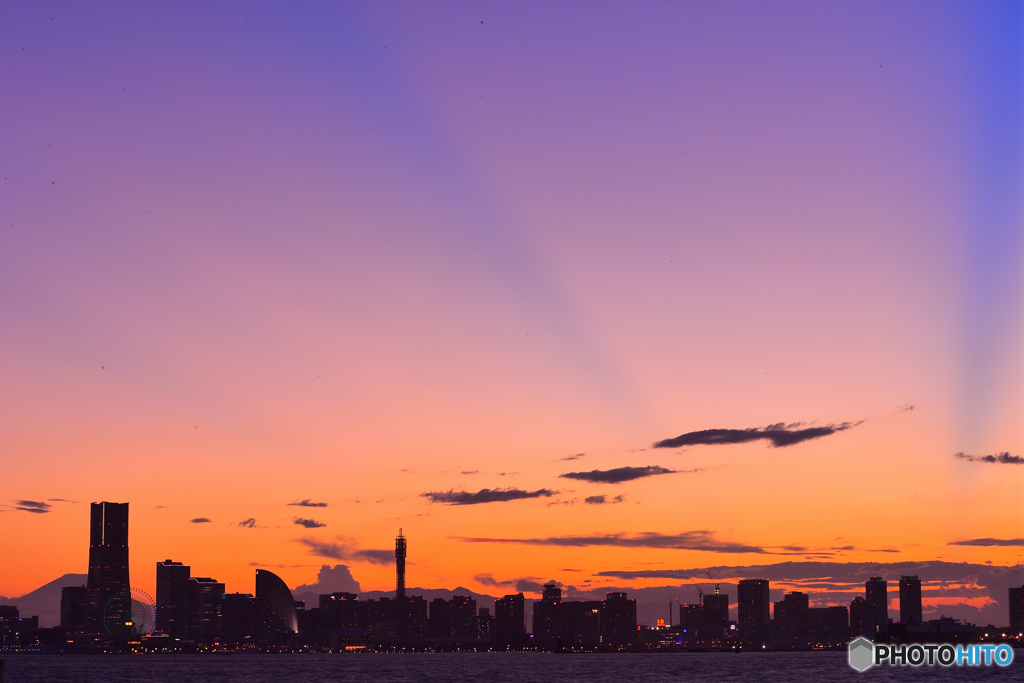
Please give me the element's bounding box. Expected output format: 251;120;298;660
395;529;407;600
255;569;297;647
1010;585;1024;631
737;579;770;647
865;577;888;633
393;528;405;598
87;501;131;636
899;576;922;625
156;559;190;639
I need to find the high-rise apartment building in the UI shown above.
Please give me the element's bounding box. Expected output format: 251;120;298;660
701;592;730;642
737;579;770;647
899;575;922;625
601;592;637;648
1010;585;1024;631
493;593;526;649
865;577;888;633
156;560;190;638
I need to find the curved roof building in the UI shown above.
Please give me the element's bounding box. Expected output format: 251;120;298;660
256;569;297;646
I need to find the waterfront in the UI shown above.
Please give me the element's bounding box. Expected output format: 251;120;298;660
2;652;1023;683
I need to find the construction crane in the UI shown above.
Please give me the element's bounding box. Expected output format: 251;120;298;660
706;569;721;594
690;577;704;601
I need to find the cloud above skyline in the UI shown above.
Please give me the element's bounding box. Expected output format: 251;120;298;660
653;422;857;449
190;517;212;523
421;488;557;505
238;518;257;528
12;500;51;514
293;517;326;529
953;452;1023;465
516;579;546;592
296;537;395;565
559;465;680;484
474;573;514;587
585;495;626;505
457;530;765;554
288;499;328;508
560;453;586;461
948;538;1024;547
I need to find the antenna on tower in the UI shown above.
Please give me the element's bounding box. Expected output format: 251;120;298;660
395;529;408;600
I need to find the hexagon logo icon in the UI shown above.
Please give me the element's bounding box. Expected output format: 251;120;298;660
848;637;875;672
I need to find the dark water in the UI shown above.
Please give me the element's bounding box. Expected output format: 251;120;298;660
3;652;1023;682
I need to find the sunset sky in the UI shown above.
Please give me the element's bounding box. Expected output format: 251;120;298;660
1;1;1021;626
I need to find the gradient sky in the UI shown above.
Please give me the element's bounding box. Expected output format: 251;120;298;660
1;1;1021;625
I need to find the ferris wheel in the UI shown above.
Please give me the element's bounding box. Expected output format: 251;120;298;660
103;587;156;637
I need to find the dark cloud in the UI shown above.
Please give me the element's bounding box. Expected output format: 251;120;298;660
298;538;346;559
238;518;257;528
653;422;855;449
190;517;212;524
474;574;514;587
293;517;326;529
13;500;51;514
895;403;915;414
460;470;479;475
421;488;556;505
560;465;678;484
457;530;765;554
296;537;393;565
289;499;328;507
355;549;396;565
585;495;626;505
954;452;1023;465
47;498;77;503
155;505;169;509
516;579;546;593
948;538;1024;547
560;453;586;461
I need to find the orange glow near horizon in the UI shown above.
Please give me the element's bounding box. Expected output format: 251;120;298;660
0;2;1020;630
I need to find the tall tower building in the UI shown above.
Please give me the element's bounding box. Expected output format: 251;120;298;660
1009;585;1024;631
494;593;526;649
601;592;638;648
395;529;407;600
899;576;923;625
865;577;888;633
87;501;131;636
156;560;190;638
532;581;562;649
737;579;770;647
